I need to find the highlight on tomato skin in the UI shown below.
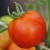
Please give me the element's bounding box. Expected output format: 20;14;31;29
8;10;46;48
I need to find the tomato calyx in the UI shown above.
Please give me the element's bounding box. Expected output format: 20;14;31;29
8;2;24;19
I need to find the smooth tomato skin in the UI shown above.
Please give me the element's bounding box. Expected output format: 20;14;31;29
8;11;46;48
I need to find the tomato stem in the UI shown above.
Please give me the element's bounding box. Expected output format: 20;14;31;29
14;2;24;13
8;2;24;19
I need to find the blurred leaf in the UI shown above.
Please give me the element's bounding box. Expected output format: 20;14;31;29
36;0;45;17
25;1;37;11
35;46;40;50
0;16;13;25
0;16;13;33
0;25;5;29
0;25;7;33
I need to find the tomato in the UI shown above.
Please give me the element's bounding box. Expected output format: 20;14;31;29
7;41;35;50
8;11;46;48
0;30;11;49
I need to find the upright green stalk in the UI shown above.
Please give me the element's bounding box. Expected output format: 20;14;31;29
46;0;50;48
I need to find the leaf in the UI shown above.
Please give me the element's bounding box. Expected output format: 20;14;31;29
35;46;40;50
0;25;7;33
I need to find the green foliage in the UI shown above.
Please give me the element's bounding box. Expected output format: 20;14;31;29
46;0;50;48
0;16;13;33
0;16;13;25
36;46;40;50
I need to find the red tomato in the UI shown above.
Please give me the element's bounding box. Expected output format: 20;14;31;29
7;42;36;50
8;11;46;48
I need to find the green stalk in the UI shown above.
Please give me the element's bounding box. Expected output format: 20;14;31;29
8;2;24;19
46;0;50;48
14;2;21;14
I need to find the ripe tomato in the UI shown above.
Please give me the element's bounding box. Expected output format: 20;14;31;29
7;41;36;50
0;30;11;49
8;11;46;48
